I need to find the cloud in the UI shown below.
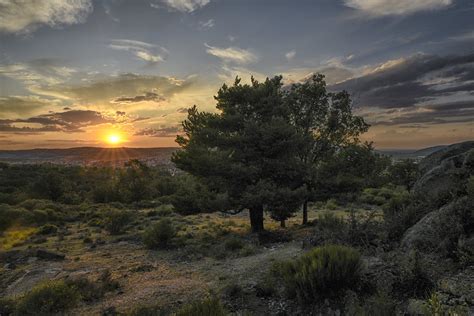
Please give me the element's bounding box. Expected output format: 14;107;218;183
0;96;57;116
326;53;474;129
109;39;168;64
0;58;77;87
285;50;296;61
134;126;181;137
0;109;140;133
158;0;210;13
34;73;197;104
0;0;93;33
113;92;166;103
199;19;215;29
332;53;474;109
205;43;258;64
344;0;453;16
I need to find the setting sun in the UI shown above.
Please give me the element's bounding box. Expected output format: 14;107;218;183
106;134;122;145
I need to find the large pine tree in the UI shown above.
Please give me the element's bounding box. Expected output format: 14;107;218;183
172;76;307;232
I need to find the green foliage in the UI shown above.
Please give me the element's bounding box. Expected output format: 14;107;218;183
15;280;80;315
104;209;133;235
143;218;176;249
324;198;338;210
275;245;361;302
175;297;227;316
224;237;244;251
382;189;418;240
387;159;419;190
66;270;119;302
396;251;434;299
128;305;169;316
37;224;58;235
172;76;313;231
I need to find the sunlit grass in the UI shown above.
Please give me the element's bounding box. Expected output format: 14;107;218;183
0;226;37;250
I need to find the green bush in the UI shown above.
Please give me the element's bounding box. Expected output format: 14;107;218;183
176;297;227;316
15;280;80;315
37;224;58;235
128;305;168;316
65;271;119;303
143;219;176;249
276;245;361;302
105;209;132;235
325;198;338;210
224;237;244;251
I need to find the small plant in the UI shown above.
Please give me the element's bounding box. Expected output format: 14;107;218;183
224;237;244;251
175;297;227;316
128;305;169;316
275;244;361;302
143;218;176;249
37;224;58;235
325;198;339;210
15;280;80;315
105;209;132;235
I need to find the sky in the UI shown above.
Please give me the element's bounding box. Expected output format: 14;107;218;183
0;0;473;150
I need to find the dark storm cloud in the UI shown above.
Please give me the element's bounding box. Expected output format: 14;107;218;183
0;110;116;133
332;53;474;109
113;92;166;103
372;100;474;126
134;126;181;137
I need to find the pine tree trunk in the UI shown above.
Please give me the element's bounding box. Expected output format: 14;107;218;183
302;200;308;225
280;219;286;228
249;206;264;233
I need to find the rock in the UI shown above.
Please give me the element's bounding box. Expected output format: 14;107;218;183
35;249;65;261
413;142;474;205
401;197;472;252
438;267;474;305
418;141;474;175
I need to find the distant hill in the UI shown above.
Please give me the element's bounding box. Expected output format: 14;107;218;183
0;147;177;166
377;145;449;160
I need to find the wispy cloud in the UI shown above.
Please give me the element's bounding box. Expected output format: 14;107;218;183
155;0;210;13
205;43;257;64
0;0;93;34
344;0;453;16
199;19;215;29
109;39;168;64
285;50;296;61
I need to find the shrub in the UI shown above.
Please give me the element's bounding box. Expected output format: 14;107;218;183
325;198;338;210
105;209;132;235
224;237;244;251
0;297;16;316
128;305;169;316
276;245;361;302
395;251;434;299
65;271;119;303
15;280;80;315
143;219;176;249
345;291;396;316
175;297;227;316
37;224;58;235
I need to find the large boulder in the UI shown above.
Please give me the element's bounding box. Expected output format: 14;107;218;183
401;199;464;251
402;141;474;252
413;143;474;205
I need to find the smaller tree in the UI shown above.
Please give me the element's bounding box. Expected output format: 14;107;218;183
387;159;419;190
